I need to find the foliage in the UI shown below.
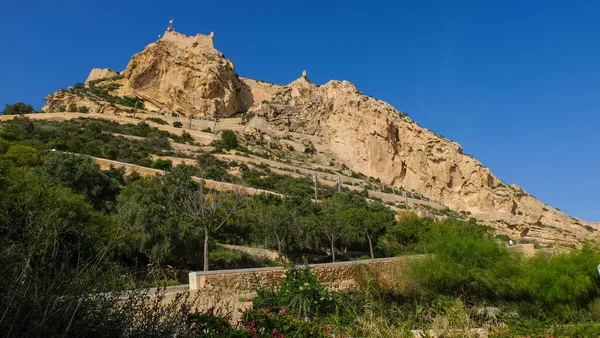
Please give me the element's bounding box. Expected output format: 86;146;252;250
146;117;168;125
221;129;239;150
1;101;35;115
253;264;335;318
39;152;123;211
65;81;145;109
173;121;183;128
249;198;297;263
409;220;522;300
0;117;199;167
242;309;333;337
151;158;173;171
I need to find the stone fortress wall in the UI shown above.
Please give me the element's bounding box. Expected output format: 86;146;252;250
160;30;214;49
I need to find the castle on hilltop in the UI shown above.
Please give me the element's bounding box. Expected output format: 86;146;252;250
161;18;214;49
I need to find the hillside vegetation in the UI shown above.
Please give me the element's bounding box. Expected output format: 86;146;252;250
2;115;600;336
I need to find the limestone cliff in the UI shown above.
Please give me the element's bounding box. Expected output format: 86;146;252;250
120;31;242;117
247;75;599;246
44;31;276;117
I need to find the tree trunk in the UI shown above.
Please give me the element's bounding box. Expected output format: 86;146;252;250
367;233;374;259
276;236;283;265
203;229;209;272
331;240;336;263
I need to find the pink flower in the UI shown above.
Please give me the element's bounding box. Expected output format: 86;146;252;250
279;306;286;314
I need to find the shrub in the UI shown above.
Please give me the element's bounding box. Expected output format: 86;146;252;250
68;103;78;112
518;245;600;308
409;221;522;300
241;310;332;337
220;130;238;150
173;121;183;128
253;264;334;317
151;159;173;171
78;106;89;114
180;130;194;144
201;127;212;133
146;117;168;125
2;102;35;115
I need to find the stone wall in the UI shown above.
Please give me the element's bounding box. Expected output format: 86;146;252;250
161;30;214;49
181;256;422;321
189;256;423;292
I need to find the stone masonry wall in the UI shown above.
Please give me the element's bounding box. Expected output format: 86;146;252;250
180;256;423;321
189;256;423;292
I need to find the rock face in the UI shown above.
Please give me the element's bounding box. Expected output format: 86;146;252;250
247;75;599;245
44;31;281;117
85;68;117;84
120;31;243;117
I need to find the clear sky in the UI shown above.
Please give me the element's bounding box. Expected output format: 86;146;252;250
2;0;599;221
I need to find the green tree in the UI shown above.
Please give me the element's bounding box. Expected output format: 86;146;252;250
171;171;245;271
1;102;35;115
251;200;297;264
378;211;428;255
220;130;238;150
151;158;173;171
3;144;41;167
116;174;201;267
68;103;78;112
342;203;394;259
38;153;122;211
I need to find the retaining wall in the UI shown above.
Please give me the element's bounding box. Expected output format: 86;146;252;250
189;256;423;292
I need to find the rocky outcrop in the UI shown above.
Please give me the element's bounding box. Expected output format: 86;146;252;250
247;75;599;245
85;68;117;84
44;32;283;118
120;31;242;117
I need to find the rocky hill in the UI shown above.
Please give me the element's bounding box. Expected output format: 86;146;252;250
42;30;599;246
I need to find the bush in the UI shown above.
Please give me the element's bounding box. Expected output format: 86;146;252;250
151;158;173;171
253;264;334;317
146;117;168;125
201;127;212;133
78;106;89;114
409;221;522;300
173;121;183;128
2;102;35;115
518;245;600;308
68;103;78;112
221;130;238;150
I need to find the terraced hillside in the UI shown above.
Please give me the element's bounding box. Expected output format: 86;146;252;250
36;30;599;247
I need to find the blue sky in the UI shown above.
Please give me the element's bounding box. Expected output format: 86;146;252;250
2;0;599;221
